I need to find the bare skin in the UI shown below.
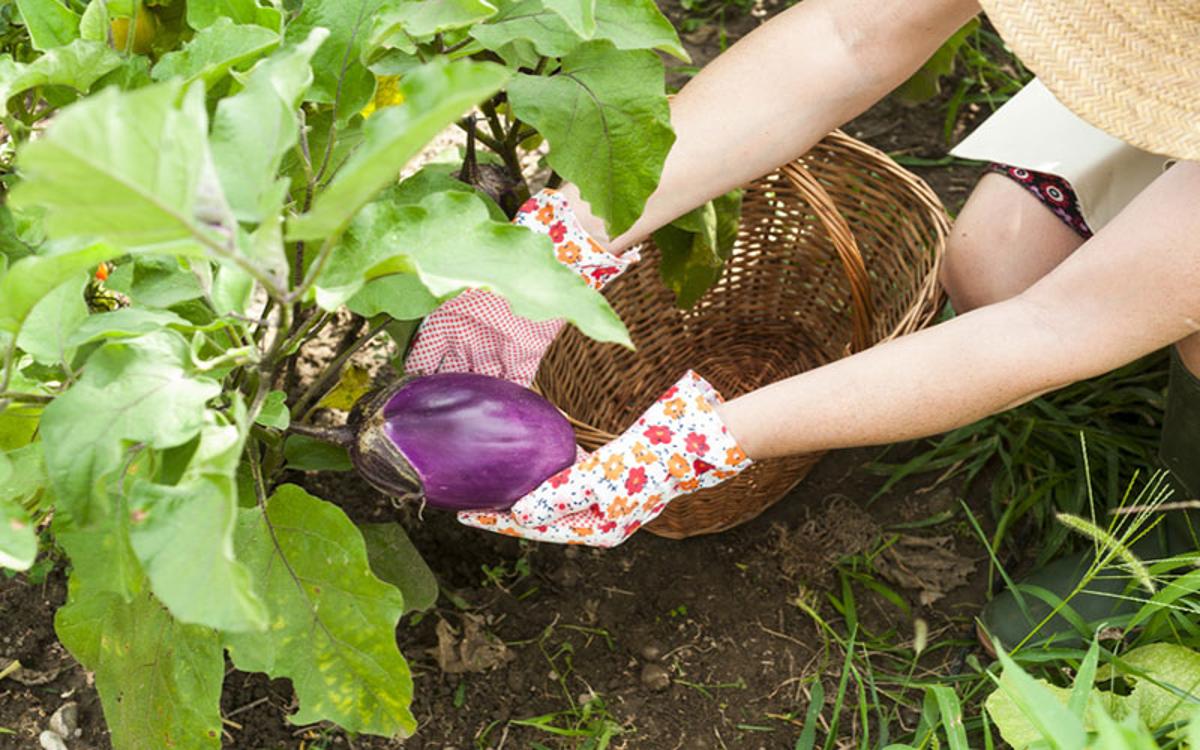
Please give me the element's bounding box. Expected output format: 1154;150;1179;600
717;161;1200;459
562;0;983;250
546;0;1200;462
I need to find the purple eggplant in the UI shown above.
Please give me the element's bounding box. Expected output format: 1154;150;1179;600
312;373;576;511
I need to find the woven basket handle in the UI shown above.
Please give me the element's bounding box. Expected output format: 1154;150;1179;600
779;159;876;353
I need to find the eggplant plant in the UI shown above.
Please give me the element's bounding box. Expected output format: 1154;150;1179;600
0;0;695;744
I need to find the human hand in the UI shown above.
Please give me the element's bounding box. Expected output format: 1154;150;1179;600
404;189;638;388
458;371;753;547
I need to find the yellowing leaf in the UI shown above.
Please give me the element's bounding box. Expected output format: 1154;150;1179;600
316;364;373;411
361;74;405;118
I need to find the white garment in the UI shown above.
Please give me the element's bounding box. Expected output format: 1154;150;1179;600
950;79;1171;232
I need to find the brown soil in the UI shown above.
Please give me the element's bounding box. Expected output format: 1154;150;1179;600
1;447;996;750
0;7;1006;750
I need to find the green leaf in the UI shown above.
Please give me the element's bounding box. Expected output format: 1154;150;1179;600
287;58;509;241
0;443;48;507
927;685;969;750
0;41;124;116
56;581;224;750
1069;638;1101;718
226;484;415;736
10;80;231;253
380;162;509;220
282;0;383;120
78;0;109;42
15;0;80;51
53;498;145;599
283;434;353;471
39;331;221;517
314;190;630;346
187;0;282;31
368;0;497;56
360;522;438;613
1114;643;1200;730
210;28;327;224
0;242;121;333
127;402;268;632
67;308;193;347
471;0;686;60
507;41;673;238
346;274;439;320
0;496;37;570
129;475;268;631
654;189;741;309
16;274;89;365
255;390;290;430
985;646;1095;750
543;0;594;37
151;18;279;86
0;407;41;452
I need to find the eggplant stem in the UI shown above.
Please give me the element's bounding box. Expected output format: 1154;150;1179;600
287;421;355;447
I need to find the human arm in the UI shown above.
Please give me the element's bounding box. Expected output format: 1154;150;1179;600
466;161;1200;545
567;0;984;250
717;161;1200;459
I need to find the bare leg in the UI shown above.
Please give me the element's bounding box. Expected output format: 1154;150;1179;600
717;162;1200;460
940;173;1086;312
945;174;1200;375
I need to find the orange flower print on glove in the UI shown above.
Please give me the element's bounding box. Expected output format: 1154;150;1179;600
557;241;582;265
631;441;659;464
667;454;691;479
459;371;754;548
603;454;626;481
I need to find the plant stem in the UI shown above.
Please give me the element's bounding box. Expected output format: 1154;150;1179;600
293;318;387;421
0;391;51;404
0;337;19;413
456;118;505;155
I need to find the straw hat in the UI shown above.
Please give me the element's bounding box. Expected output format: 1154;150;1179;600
978;0;1199;161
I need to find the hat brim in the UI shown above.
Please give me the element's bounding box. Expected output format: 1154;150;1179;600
979;0;1200;161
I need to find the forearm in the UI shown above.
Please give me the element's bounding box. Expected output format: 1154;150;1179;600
720;161;1200;460
567;0;981;250
718;302;1063;458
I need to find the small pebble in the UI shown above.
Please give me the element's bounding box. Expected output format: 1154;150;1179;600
639;643;663;662
640;663;671;692
38;730;68;750
49;702;78;738
551;561;582;588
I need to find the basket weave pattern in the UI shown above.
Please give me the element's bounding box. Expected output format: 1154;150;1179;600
535;131;951;539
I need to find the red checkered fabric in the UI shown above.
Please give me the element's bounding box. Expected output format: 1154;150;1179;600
404;189;638;387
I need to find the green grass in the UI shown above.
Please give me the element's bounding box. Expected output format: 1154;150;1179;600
785;449;1200;749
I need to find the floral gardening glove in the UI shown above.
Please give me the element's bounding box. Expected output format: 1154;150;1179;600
404;189;638;388
458;371;753;547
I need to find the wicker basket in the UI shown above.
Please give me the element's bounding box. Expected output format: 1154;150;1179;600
534;130;951;539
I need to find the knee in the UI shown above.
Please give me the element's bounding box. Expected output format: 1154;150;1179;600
940;222;1023;313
